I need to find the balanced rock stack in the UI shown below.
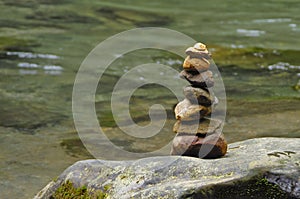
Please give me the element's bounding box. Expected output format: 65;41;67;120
170;42;227;159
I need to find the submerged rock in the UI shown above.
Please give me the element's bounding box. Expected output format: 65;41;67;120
34;138;300;199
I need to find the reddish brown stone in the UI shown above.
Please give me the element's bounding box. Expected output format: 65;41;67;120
171;133;227;159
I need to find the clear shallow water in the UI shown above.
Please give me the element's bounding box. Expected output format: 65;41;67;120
0;0;299;198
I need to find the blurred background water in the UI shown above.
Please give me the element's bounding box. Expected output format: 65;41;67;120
0;0;299;198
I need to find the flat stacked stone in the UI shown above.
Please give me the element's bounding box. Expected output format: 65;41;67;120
171;42;227;159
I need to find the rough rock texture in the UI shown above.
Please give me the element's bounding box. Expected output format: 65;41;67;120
34;138;300;199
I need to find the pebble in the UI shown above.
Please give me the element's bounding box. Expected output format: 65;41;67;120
179;70;214;88
185;47;211;59
173;118;222;135
183;56;210;72
183;86;215;106
193;42;207;51
174;99;211;121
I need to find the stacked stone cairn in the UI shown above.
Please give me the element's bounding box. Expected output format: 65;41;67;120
171;42;227;158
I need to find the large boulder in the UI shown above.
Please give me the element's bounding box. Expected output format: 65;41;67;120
35;138;300;199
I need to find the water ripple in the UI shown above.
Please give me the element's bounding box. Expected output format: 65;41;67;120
6;51;60;59
268;62;300;71
17;62;63;75
19;69;38;75
43;65;63;71
253;18;291;23
18;62;39;68
237;29;266;37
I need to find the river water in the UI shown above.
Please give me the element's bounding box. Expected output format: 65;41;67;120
0;0;299;198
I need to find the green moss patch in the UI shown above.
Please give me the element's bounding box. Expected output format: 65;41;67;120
52;180;108;199
96;6;172;27
0;36;38;51
26;10;101;24
211;45;300;70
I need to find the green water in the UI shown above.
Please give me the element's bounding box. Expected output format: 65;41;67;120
0;0;299;198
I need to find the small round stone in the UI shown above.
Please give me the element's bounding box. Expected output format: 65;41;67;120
174;99;211;121
185;47;211;59
183;86;215;106
173;118;222;135
179;70;214;88
193;42;207;51
183;56;210;71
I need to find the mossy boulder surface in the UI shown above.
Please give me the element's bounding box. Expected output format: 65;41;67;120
35;138;299;199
